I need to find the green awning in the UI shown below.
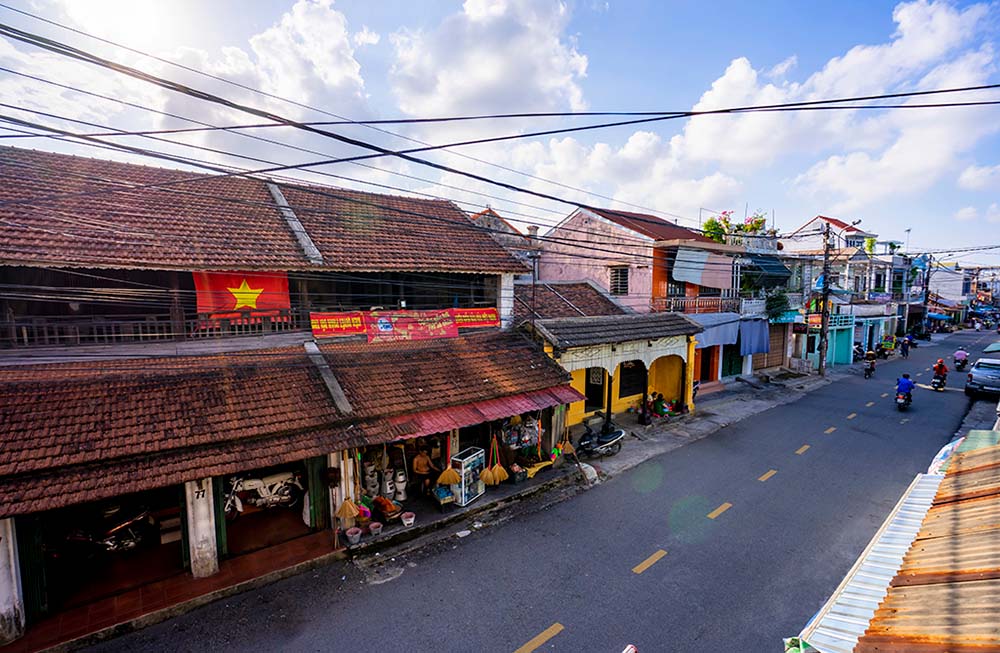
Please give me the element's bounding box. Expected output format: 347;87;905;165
743;254;792;288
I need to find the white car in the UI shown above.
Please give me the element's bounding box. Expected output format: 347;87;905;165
964;358;1000;397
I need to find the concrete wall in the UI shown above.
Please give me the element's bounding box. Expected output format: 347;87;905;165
539;209;653;313
929;267;965;302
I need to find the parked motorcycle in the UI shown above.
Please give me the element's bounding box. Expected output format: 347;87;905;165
895;392;912;411
577;423;625;458
56;505;157;560
852;344;865;363
863;360;875;379
224;471;304;520
931;374;947;392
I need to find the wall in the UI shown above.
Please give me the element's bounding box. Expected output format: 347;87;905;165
539;209;653;313
929;267;965;302
649;355;684;403
564;358;685;425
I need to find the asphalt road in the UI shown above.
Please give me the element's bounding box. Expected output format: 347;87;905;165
91;331;994;653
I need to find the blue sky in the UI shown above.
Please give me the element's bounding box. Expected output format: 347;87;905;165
1;0;998;262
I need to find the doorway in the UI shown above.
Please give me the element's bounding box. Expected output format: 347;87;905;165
584;367;606;411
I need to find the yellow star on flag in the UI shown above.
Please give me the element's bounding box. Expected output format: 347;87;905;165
227;278;265;310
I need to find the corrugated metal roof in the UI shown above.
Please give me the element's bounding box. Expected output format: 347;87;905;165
855;443;1000;652
799;473;943;653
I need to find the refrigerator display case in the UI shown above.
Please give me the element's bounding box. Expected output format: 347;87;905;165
450;446;486;507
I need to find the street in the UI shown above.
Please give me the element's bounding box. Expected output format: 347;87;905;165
91;331;990;653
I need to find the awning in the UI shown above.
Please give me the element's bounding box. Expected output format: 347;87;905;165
688;312;740;349
742;254;791;289
927;312;952;320
672;247;733;289
739;319;770;356
387;385;584;439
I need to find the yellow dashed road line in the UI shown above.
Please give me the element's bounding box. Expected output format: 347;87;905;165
707;502;732;519
824;427;837;434
631;549;667;574
795;444;810;455
866;401;875;407
847;413;857;420
881;393;889;398
758;469;777;482
515;623;565;653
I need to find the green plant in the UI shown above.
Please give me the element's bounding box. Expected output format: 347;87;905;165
864;237;876;255
765;290;791;320
702;209;772;244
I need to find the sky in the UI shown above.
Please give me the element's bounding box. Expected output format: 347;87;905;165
1;0;998;263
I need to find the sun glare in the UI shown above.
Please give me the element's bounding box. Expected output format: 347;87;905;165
64;0;180;49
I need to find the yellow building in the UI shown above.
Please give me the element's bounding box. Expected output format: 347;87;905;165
529;313;702;428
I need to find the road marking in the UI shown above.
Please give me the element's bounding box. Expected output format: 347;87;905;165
632;549;667;574
847;413;857;420
925;367;931;371
917;373;923;377
900;418;910;424
881;393;889;398
515;623;564;653
866;401;875;407
758;469;777;482
824;427;837;434
795;444;810;455
707;502;732;519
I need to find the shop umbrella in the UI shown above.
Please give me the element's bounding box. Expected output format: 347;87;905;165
984;342;1000;354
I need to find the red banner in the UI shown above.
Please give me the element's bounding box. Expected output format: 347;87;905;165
193;272;290;317
449;307;500;328
366;309;458;342
310;312;366;337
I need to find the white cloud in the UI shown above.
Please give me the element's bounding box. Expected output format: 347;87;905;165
353;26;381;47
389;0;587;118
767;55;797;79
958;163;1000;190
954;206;979;221
987;203;1000;223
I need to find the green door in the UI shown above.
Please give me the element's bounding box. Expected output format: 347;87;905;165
306;456;330;531
721;342;743;377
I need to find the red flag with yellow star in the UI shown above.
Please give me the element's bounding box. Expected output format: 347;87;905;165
193;271;291;317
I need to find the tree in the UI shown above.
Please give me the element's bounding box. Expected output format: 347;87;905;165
864;237;876;255
765;290;791;320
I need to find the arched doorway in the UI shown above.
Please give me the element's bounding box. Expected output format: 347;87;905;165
649;354;686;409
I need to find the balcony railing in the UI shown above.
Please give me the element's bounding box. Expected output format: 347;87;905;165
651;296;740;314
739;298;766;316
785;292;804;310
2;311;305;349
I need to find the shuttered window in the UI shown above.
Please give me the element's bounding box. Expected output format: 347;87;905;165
609;266;629;295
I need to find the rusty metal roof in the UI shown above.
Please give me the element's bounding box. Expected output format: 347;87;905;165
798;474;943;653
854;442;1000;652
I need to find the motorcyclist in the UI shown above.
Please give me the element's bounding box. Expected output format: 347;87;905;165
896;373;915;401
954;347;968;367
900;337;910;359
933;358;949;380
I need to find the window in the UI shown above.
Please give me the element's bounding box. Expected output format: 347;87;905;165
617;360;646;398
667;280;686;297
609;266;629;295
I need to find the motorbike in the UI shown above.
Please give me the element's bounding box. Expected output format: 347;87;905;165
955;358;969;372
577;422;625;458
852;344;865;363
863;360;875;379
56;505;157;560
931;374;947;392
224;471;304;520
895;391;912;411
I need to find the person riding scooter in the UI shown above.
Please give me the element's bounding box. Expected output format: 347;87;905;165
954;347;969;371
864;348;877;378
896;373;915;402
933;358;949;381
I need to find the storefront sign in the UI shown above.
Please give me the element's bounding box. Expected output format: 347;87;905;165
792;322;809;334
310;311;366;337
366;309;459;342
311;307;500;339
449;307;500;328
806;314;822;327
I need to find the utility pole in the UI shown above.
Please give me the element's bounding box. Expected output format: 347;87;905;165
818;222;832;377
922;254;933;333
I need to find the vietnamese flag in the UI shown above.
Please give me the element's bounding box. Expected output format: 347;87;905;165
193;271;291;316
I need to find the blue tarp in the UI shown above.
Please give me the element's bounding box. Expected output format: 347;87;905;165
688;312;740;349
739;318;770;356
927;312;952;320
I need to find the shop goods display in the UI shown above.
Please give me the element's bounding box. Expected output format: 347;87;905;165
451;447;486;507
437;436;461;486
368;522;383;536
345;527;363;545
401;512;416;527
394;470;408;501
488;436;508;484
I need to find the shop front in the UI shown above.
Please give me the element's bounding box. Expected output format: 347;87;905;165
687;312;740;385
528;312;702;426
805;313;856;369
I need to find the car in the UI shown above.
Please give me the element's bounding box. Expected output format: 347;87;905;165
964;358;1000;397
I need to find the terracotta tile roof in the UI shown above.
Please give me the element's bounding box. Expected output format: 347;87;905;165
0;332;572;516
587;208;712;242
0;349;393;517
0;146;307;270
276;184;527;273
514;281;629;319
320;330;572;419
855;443;1000;652
533;312;702;348
0;146;527;274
